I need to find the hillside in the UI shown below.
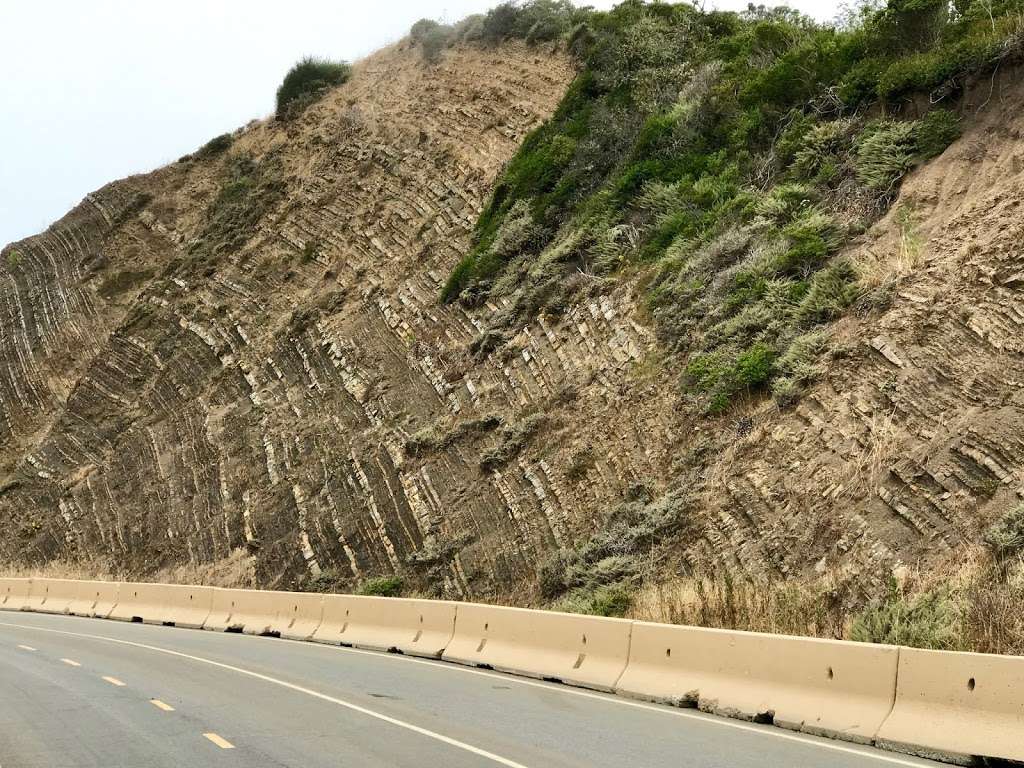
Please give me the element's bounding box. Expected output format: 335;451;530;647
3;1;1024;650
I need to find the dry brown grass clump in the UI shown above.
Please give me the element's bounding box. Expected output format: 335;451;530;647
628;543;1024;656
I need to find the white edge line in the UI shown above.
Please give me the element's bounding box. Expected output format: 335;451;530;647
271;636;939;768
0;617;938;768
0;620;528;768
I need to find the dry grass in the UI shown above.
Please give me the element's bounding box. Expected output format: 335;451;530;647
843;406;901;497
149;549;256;589
0;559;115;581
0;549;256;589
857;204;927;291
628;572;849;639
628;546;1024;655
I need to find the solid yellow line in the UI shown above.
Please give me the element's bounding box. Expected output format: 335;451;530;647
150;699;175;712
203;733;235;749
17;644;37;651
60;658;81;667
102;676;126;687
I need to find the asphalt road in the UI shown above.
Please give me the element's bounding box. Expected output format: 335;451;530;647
0;611;945;768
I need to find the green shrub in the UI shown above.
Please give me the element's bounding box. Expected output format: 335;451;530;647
797;259;860;321
479;2;520;43
421;25;454;63
557;584;634;617
913;108;961;159
275;57;351;118
984;504;1024;560
687;342;777;414
410;18;442;42
777;330;829;382
791;119;854;180
771;375;802;408
358;575;404;597
196;133;234;159
453;14;486;42
851;585;962;650
855;119;918;190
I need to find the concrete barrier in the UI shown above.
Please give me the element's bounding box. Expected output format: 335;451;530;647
615;622;899;743
204;588;324;640
441;603;632;691
109;582;213;628
23;578;82;615
0;578;32;611
876;647;1024;762
67;581;120;618
313;595;457;659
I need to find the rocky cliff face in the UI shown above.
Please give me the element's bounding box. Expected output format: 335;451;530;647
3;38;1023;604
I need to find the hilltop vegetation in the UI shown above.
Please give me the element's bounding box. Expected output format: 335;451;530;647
276;57;352;118
427;0;1024;413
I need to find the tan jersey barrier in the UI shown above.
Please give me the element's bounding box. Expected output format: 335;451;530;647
67;580;120;618
205;588;324;640
616;621;899;743
23;578;82;615
442;602;632;691
110;582;214;628
0;578;32;611
876;647;1024;762
313;595;457;659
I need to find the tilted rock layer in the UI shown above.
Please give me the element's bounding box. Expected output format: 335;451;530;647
2;41;1023;601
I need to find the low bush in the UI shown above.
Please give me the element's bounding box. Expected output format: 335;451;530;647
850;583;962;650
479;412;547;472
276;57;351;118
556;584;634;617
984;504;1024;560
358;575;404;597
913;108;961;159
196;133;234;159
421;25;454;63
410;18;442;42
855;119;918;191
540;489;692;604
187;153;286;269
404;414;503;457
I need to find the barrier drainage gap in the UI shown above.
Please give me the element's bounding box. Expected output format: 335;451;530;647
225;625;244;634
131;616;143;623
260;631;282;639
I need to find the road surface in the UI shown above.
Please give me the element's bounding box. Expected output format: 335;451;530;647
0;611;944;767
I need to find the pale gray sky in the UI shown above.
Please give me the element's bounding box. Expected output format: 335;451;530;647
0;0;838;248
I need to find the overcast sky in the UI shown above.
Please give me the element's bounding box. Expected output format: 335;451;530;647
0;0;840;248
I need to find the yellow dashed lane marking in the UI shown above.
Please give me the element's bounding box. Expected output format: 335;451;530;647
60;658;81;667
150;699;175;712
17;644;37;651
203;733;235;749
102;676;126;687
